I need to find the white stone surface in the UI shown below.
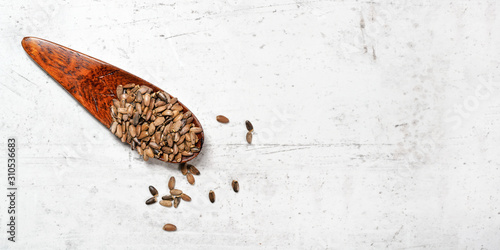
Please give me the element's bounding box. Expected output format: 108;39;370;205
1;0;500;249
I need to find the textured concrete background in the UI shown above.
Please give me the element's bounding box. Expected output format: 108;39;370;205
1;0;500;249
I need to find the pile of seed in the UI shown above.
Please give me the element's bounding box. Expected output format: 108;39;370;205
109;84;203;162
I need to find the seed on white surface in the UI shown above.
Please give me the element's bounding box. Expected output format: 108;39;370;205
209;190;215;203
216;115;229;123
168;177;175;190
145;197;156;205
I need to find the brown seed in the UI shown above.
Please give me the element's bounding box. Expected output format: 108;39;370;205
126;94;136;103
190;131;197;144
174;197;181;208
182;151;193;157
155;105;167;113
216;115;229;123
112;99;120;108
148;123;155;135
190;127;203;134
183;111;192;119
162;195;173;200
162;110;174;116
168;177;175;190
172;144;179;156
188;164;200;175
232;180;239;193
115;124;123;137
172;103;183;111
158;92;168;102
154;101;166;109
170;189;182;196
180;193;191;201
111;106;118;118
137;146;144;156
135;92;143;103
186;117;194;124
180;125;190;135
145;147;154;158
123;83;135;89
159;200;172;207
139;86;149;94
145;197;156;205
180;163;188;175
149;185;158;196
138;131;149;140
173;113;183;122
136;104;142;114
245;120;254;132
172;121;182;132
175;153;182;162
141;123;149;132
117;107;127;114
167;134;174;147
132;112;140;125
246;131;252;144
177;134;186;144
161;153;168;161
129;125;136;137
172;110;179;119
186;173;195;185
191;147;200;153
116;85;123;97
209;190;215;203
110;121;118;134
169;97;178;104
163;223;177;231
149;142;160;150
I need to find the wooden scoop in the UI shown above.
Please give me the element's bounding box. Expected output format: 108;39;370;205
21;37;204;163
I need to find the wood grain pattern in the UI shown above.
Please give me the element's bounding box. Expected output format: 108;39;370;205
21;37;203;163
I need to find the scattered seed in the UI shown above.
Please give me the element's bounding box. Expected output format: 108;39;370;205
232;180;239;193
149;186;158;196
180;163;188;175
159;200;173;207
174;197;181;208
186;173;195;185
245;120;254;132
209;190;215;203
168;177;175;190
216;115;229;123
162;195;173;200
170;189;182;196
163;223;177;231
145;197;156;205
246;131;252;144
180;193;191;201
188;164;200;175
